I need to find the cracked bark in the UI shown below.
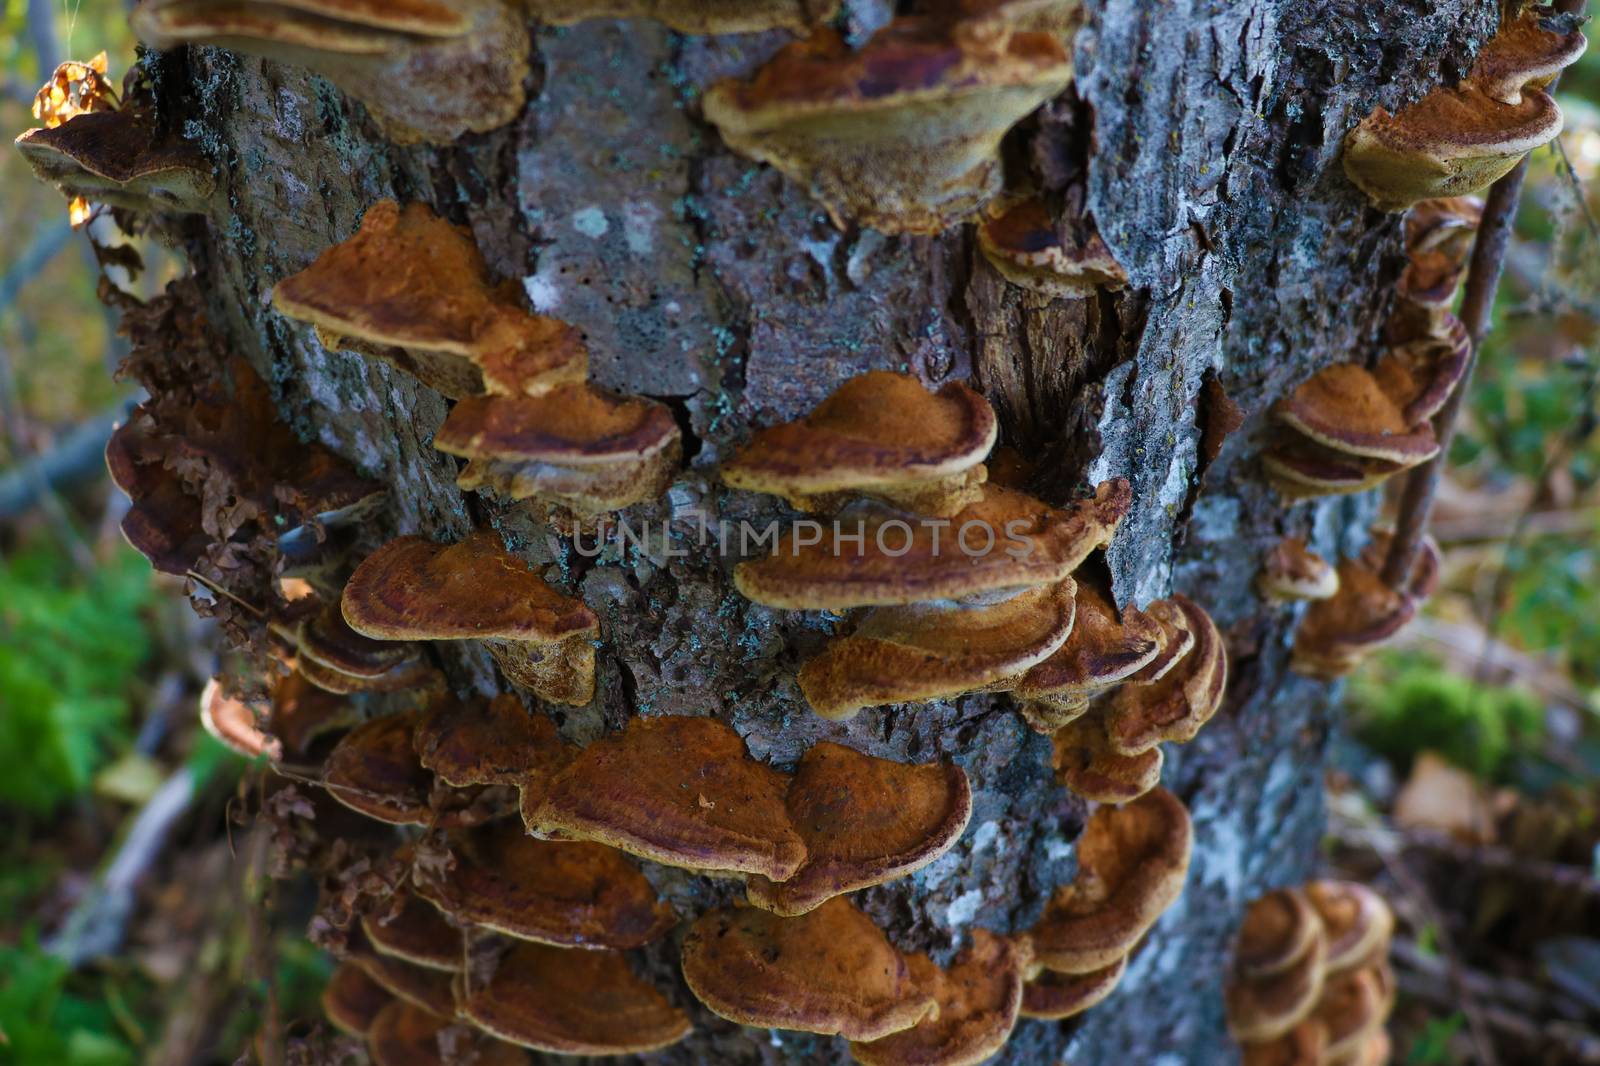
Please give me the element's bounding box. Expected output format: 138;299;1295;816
145;1;1499;1062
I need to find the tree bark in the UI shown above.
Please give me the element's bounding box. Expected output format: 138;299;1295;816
142;1;1498;1061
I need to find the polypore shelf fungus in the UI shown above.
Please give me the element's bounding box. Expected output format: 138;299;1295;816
1291;529;1440;679
1342;8;1585;211
128;0;530;144
1258;538;1340;603
366;1000;527;1066
340;532;600;705
720;371;998;517
272;200;588;400
524;0;839;33
14;108;214;219
702;16;1073;234
976;194;1129;299
1225;881;1396;1063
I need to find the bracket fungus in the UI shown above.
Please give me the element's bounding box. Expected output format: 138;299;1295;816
341;532;600;705
15;109;214;217
129;0;530;144
850;930;1026;1066
273;201;588;400
322;710;438;825
296;600;439;695
1018;955;1128;1020
1225;905;1328;1043
322;962;393;1038
524;0;839;33
1013;583;1165;721
360;890;464;971
412;822;677;950
680;898;938;1041
1050;713;1163;803
199;678;280;762
1306;880;1395;975
745;742;972;915
1102;595;1227;756
1341;9;1585;211
1258;538;1340;603
976;195;1128;299
456;942;692;1055
366;1000;527;1066
1025;788;1192;973
735;480;1131;610
1291;531;1439;679
520;715;806;881
1396;197;1483;321
702;18;1073;234
796;579;1078;719
350;945;458;1018
719;371;997;517
957;0;1085;37
436;383;683;528
412;693;570;790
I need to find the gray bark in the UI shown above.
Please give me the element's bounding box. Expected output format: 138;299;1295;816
145;0;1498;1061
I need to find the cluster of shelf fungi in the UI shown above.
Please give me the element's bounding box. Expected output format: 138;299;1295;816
10;0;1587;1063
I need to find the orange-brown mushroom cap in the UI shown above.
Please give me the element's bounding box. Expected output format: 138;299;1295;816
323;962;394;1038
735;480;1131;610
1102;596;1227;756
1050;712;1164;803
199;678;281;761
745;742;972;916
520;715;806;881
1291;535;1435;679
797;579;1077;719
976;195;1128;299
412;822;677;950
14;110;214;214
850;930;1025;1066
1261;436;1409;501
412;693;571;790
1467;9;1587;105
1258;538;1340;602
367;1000;528;1066
267;669;363;761
1028;787;1192;973
526;0;839;33
298;599;436;693
1315;965;1391;1063
1014;582;1164;710
1225;920;1328;1043
1273;364;1441;464
350;945;457;1017
1233;888;1324;979
436;384;681;469
361;889;463;971
1017;954;1127;1020
1306;880;1395;976
1373;314;1472;426
680;898;938;1041
720;371;997;517
322;710;434;825
456;942;691;1055
1240;1019;1331;1066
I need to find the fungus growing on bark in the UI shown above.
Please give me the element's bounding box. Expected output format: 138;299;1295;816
105;414;211;576
436;383;682;527
1027;788;1192;973
976;195;1128;298
1018;955;1128;1020
850;930;1025;1066
521;715;806;880
341;532;600;705
1306;880;1395;975
1397;197;1482;318
1102;596;1227;755
1341;11;1584;211
267;669;362;763
14;110;214;216
735;480;1131;610
702;19;1073;234
720;371;996;517
322;710;435;825
199;678;280;761
412;822;677;949
361;890;463;971
525;0;839;33
1258;538;1339;602
1260;436;1408;501
1013;583;1164;724
350;945;457;1017
1049;713;1163;803
128;0;530;144
366;1000;527;1066
1291;532;1439;679
1273;364;1440;465
745;742;972;915
681;898;938;1040
1238;1020;1329;1066
412;693;570;790
273;201;588;399
323;962;393;1038
1225;892;1329;1043
456;942;692;1055
1374;314;1472;426
1314;966;1390;1064
796;579;1077;719
1232;888;1323;979
297;600;438;695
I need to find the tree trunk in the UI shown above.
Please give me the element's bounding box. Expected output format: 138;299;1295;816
140;1;1496;1062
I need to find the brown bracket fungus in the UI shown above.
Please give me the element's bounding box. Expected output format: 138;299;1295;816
129;0;530;144
719;371;997;517
14;109;214;217
412;693;570;790
702;18;1073;235
199;678;280;762
1225;890;1329;1043
341;532;600;705
360;889;465;971
273;201;588;399
1273;364;1440;466
1290;531;1439;679
735;480;1131;610
1306;880;1395;976
1314;965;1391;1064
796;579;1078;719
976;195;1128;299
297;600;439;695
524;0;839;33
745;742;973;915
322;710;437;825
322;962;394;1038
350;944;458;1018
520;714;806;881
957;0;1085;37
1013;583;1165;723
436;383;683;528
412;822;677;950
1258;538;1339;603
680;898;938;1040
367;1000;528;1066
1341;9;1585;211
1026;787;1192;973
266;669;363;765
1102;595;1227;756
1239;1020;1330;1066
1018;955;1128;1020
1396;197;1482;322
455;942;692;1055
850;930;1026;1066
1050;713;1163;803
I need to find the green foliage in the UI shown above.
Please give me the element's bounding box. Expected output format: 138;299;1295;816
0;542;155;813
1349;653;1544;781
1404;1014;1466;1065
0;935;138;1066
